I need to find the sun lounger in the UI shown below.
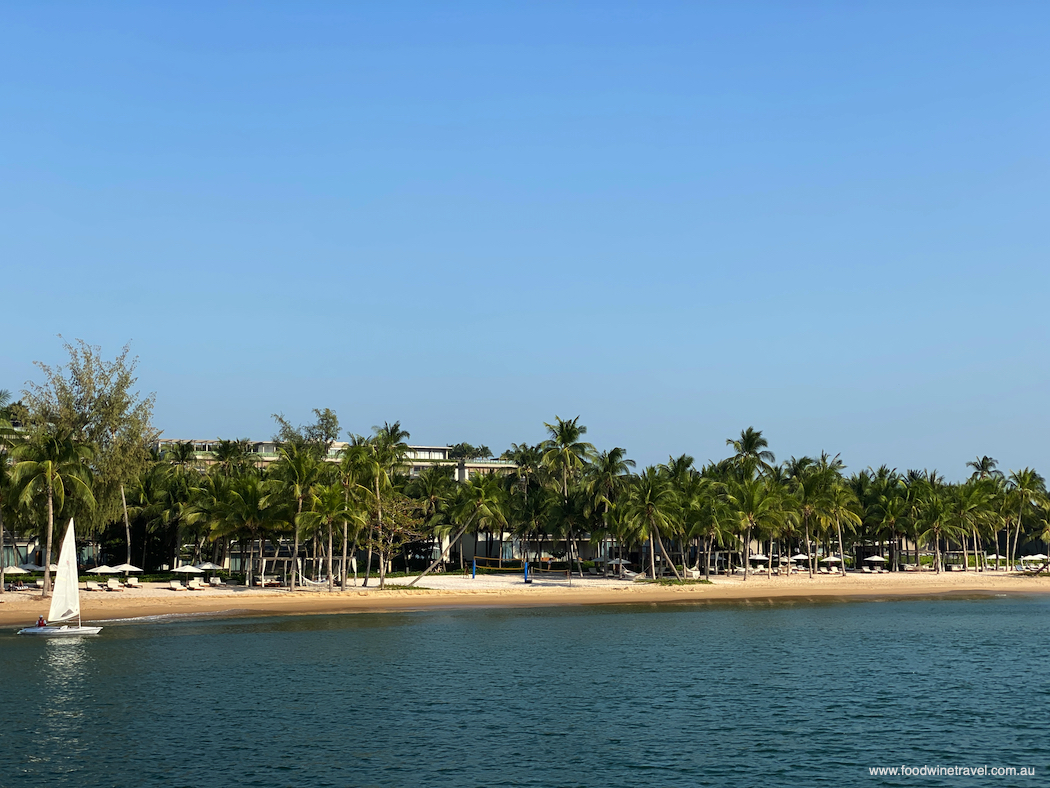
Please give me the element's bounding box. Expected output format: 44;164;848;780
106;578;125;591
169;579;187;591
862;566;872;573
126;576;142;587
187;578;207;590
85;580;104;592
209;576;226;587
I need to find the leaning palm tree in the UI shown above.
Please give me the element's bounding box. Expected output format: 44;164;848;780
408;473;506;586
12;430;95;596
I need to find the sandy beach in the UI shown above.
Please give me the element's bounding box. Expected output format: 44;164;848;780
2;570;1049;627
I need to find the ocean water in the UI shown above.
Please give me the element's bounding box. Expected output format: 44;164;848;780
1;596;1047;788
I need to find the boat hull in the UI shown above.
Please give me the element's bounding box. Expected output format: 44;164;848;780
16;625;102;637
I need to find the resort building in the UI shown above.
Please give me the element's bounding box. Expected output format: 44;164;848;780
153;439;516;480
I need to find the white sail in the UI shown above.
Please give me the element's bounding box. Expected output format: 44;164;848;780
48;519;80;624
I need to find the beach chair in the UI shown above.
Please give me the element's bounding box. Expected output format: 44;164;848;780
187;578;207;590
169;579;187;591
209;576;226;587
862;566;872;573
85;580;104;592
126;576;142;588
106;578;125;591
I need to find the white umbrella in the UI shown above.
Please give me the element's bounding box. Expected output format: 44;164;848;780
19;563;44;572
1023;554;1048;561
1;565;28;574
820;556;842;563
195;562;223;570
790;554;810;561
750;554;769;561
986;554;1005;559
87;565;119;574
171;564;203;574
111;563;143;573
607;559;632;566
864;556;888;562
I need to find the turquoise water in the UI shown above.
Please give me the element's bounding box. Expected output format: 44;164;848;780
1;596;1047;787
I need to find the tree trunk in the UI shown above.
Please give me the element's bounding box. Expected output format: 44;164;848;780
805;519;814;578
42;478;55;597
290;497;302;592
836;517;846;577
743;526;751;581
655;528;682;581
767;537;773;579
0;502;6;595
934;530;942;574
408;515;478;587
245;536;254;588
118;483;133;565
327;521;334;592
340;520;349;590
648;531;656;579
363;527;374;587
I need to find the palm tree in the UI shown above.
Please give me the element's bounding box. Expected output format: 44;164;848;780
12;430;95;596
967;456;1003;481
587;448;635;574
541;416;595;576
298;483;363;592
269;443;322;590
623;467;682;579
408;473;505;586
726;427;775;479
723;476;783;581
1006;468;1046;567
214;473;275;588
0;396;17;595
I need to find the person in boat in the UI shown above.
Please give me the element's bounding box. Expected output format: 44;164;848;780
37;616;46;627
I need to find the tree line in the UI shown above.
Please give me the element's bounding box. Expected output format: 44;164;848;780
3;343;1049;597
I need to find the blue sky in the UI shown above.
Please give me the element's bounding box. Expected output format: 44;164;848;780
2;2;1048;477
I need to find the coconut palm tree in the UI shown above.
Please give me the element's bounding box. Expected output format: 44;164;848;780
12;430;95;596
587;448;635;574
726;427;776;479
722;476;783;581
214;472;276;588
408;473;506;586
298;482;364;592
622;467;683;580
269;443;323;590
967;456;1003;481
541;416;595;576
1006;468;1046;567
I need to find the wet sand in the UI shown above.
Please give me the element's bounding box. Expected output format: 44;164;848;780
2;571;1048;626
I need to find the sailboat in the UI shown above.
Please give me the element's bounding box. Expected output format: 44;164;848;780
17;519;102;636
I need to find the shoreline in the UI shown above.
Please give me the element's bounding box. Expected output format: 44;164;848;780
3;572;1049;626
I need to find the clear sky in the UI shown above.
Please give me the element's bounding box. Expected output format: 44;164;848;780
2;2;1048;477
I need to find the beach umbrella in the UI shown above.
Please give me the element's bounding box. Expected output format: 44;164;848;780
195;562;222;570
19;563;45;572
864;556;888;562
820;556;842;563
986;554;1005;559
750;554;769;561
171;564;203;574
1028;554;1048;561
87;565;119;574
607;559;632;566
111;563;143;573
1;565;28;574
790;554;810;561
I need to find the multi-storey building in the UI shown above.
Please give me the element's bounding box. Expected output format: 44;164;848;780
153;439;516;480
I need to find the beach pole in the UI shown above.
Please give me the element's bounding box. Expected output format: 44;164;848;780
472;558;476;579
524;561;530;584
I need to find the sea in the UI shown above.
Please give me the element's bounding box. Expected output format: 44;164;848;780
1;595;1047;787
